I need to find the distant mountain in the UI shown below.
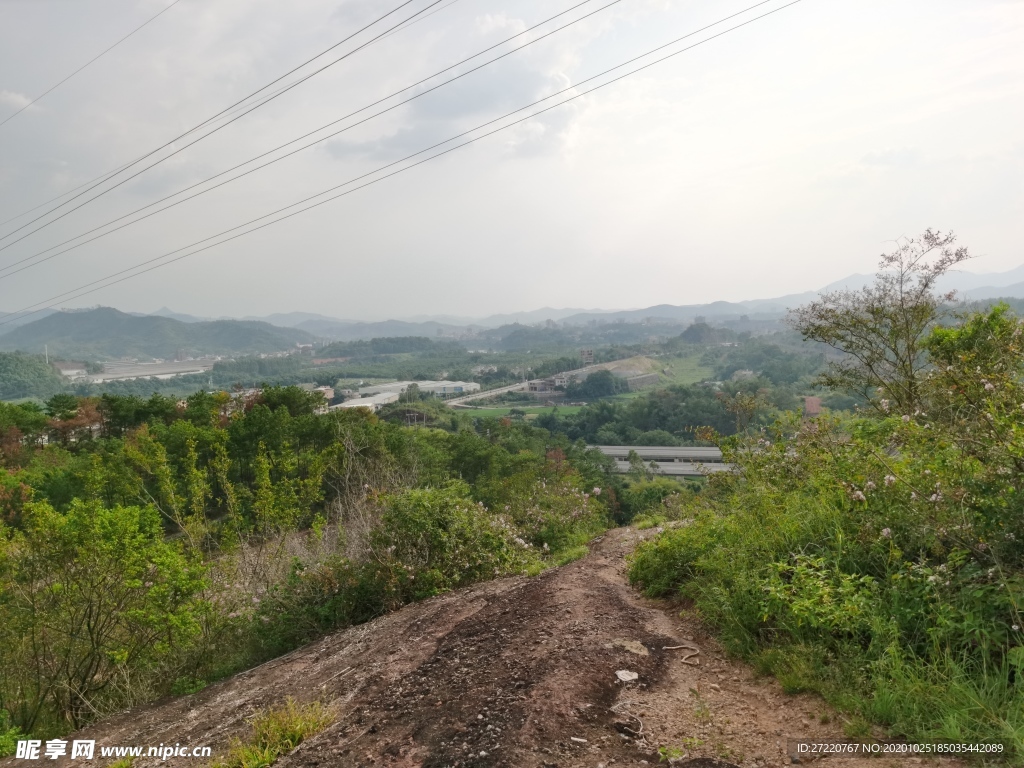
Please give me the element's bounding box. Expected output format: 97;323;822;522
558;265;1024;327
821;265;1024;296
962;281;1024;301
0;307;316;360
242;311;357;329
296;318;467;341
150;307;210;323
401;307;612;327
0;308;60;336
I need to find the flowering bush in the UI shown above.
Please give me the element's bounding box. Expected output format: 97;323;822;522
629;305;1024;753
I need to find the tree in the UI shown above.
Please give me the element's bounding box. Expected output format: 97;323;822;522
44;393;79;421
0;499;205;729
788;229;970;413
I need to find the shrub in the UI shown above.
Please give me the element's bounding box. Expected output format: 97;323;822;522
0;500;206;731
0;710;23;758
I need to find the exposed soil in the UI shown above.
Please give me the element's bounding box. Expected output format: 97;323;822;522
20;528;965;768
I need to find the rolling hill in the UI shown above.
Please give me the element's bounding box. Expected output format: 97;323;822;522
0;307;316;360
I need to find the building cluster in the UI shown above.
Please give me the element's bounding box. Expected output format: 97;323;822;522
357;381;481;397
328;380;481;413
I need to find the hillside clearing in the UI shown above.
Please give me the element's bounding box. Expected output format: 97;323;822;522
21;528;965;768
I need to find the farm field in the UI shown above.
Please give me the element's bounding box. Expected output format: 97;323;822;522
653;352;713;386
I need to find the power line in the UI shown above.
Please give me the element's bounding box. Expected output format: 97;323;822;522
0;0;805;327
0;0;463;230
0;0;443;247
0;0;185;130
0;0;629;280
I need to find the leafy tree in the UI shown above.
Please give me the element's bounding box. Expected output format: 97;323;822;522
566;369;626;400
44;393;79;421
0;499;205;729
789;229;970;413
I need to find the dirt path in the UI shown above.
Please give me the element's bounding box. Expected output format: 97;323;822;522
26;528;964;768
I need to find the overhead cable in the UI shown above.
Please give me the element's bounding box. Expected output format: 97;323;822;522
0;0;630;279
0;0;443;246
0;0;804;326
0;0;185;129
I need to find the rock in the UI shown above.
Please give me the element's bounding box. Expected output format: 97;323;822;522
616;670;639;682
611;639;649;656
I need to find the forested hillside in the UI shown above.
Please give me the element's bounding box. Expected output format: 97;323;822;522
0;308;316;359
0;352;66;400
0;387;612;744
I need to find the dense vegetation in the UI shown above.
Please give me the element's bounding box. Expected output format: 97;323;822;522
0;352;67;400
629;233;1024;752
0;387;611;745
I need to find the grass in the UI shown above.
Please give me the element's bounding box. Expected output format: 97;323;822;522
457;405;584;419
633;514;668;530
554;545;589;566
655;353;714;387
211;699;333;768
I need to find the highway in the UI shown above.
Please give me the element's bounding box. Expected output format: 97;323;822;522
446;364;609;406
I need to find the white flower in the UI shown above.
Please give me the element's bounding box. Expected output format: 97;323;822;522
865;481;876;491
881;528;892;538
593;487;602;496
902;415;910;423
852;490;866;502
985;382;996;391
884;475;896;487
880;399;890;412
1014;625;1021;632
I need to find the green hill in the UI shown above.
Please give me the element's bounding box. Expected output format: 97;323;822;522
0;351;66;400
0;308;317;360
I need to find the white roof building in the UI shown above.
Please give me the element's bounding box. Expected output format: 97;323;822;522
358;380;481;397
329;392;400;412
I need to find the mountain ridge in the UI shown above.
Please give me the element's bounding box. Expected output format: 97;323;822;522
0;307;316;360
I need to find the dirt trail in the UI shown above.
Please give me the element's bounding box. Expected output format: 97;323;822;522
27;528;963;768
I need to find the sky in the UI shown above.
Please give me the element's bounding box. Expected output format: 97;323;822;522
0;0;1021;321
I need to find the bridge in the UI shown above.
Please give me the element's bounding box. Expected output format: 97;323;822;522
593;445;732;477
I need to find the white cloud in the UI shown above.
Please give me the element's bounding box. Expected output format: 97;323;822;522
476;13;527;36
0;90;31;109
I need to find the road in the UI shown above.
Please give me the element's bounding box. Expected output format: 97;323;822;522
446;364;610;406
49;529;946;768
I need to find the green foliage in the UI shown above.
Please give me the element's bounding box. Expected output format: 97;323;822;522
628;300;1024;752
539;383;745;444
319;336;444;358
0;352;65;400
619;478;689;519
789;229;970;412
0;709;23;758
211;699;332;768
565;369;627;399
680;322;736;345
0;499;206;730
0;381;612;741
370;481;535;600
710;338;823;385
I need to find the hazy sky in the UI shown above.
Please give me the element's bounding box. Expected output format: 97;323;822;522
0;0;1021;321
